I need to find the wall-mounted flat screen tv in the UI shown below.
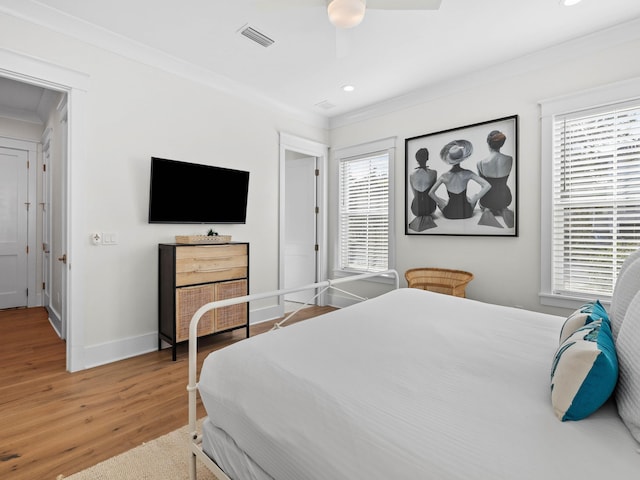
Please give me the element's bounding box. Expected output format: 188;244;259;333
148;157;249;224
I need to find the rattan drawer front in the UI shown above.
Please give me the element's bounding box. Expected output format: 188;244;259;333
175;284;216;342
214;279;248;331
176;245;248;286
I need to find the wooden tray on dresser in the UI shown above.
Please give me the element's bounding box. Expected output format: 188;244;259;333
175;235;232;244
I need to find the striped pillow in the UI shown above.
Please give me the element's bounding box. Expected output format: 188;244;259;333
610;259;640;339
551;320;618;421
559;300;609;344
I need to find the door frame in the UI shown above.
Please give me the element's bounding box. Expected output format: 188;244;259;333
0;48;89;372
278;133;328;308
40;128;52;316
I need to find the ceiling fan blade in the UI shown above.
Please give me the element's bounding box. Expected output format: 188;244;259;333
367;0;442;10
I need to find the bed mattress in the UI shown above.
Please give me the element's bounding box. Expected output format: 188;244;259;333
198;288;640;479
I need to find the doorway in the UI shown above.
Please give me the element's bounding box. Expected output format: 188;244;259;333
279;133;328;310
284;153;317;304
0;48;89;372
0;80;66;322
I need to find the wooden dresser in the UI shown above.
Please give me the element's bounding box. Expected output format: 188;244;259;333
158;242;249;360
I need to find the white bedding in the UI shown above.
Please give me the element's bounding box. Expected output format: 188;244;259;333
198;288;640;480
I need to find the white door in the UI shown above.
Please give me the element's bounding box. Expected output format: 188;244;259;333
58;106;69;341
284;156;317;304
0;147;29;309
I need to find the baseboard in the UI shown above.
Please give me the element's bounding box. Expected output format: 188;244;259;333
249;304;284;325
83;332;158;369
82;305;284;369
47;305;63;338
326;292;359;308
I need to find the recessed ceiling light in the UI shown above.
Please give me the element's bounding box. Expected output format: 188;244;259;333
342;84;355;92
560;0;582;6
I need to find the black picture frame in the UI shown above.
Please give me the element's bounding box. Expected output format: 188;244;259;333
405;115;518;236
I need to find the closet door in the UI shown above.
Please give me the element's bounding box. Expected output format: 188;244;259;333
0;147;28;309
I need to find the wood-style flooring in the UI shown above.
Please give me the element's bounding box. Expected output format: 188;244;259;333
0;305;334;480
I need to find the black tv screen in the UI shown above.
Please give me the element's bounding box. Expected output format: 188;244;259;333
148;157;249;224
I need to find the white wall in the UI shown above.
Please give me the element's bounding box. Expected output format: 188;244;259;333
0;12;328;368
329;34;640;316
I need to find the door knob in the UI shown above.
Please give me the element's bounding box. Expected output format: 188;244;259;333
58;254;67;264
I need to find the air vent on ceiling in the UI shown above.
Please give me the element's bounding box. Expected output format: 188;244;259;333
239;25;275;48
315;100;336;110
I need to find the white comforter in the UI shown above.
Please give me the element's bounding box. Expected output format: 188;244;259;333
198;288;640;480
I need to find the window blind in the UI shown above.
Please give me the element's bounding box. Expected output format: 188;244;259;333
552;101;640;297
338;152;389;273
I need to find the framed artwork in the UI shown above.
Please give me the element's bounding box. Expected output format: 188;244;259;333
405;115;518;236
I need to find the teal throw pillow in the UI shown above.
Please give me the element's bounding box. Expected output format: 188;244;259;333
551;320;618;422
559;300;609;344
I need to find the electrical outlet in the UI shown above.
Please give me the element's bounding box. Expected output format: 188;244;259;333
91;233;102;245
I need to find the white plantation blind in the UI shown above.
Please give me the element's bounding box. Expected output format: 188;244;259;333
551;100;640;297
339;152;389;273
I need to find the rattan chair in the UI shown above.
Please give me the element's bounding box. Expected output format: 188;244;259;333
405;268;474;298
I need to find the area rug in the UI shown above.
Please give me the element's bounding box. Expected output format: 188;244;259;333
57;422;217;480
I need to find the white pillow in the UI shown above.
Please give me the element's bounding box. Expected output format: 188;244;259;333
617;248;640;281
615;289;640;443
610;258;640;339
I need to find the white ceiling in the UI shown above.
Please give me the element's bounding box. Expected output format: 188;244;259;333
1;0;640;125
0;76;59;125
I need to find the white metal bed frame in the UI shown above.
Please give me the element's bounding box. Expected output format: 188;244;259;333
187;270;400;480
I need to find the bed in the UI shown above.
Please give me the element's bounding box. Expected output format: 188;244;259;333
187;262;640;480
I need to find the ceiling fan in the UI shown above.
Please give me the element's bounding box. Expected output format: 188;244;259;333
323;0;441;58
255;0;442;58
327;0;442;29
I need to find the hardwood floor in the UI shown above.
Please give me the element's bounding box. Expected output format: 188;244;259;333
0;305;334;480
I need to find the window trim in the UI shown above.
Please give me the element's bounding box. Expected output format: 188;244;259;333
539;77;640;309
332;137;396;282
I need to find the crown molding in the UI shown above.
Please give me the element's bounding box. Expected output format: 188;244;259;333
2;2;638;132
0;0;329;130
328;16;640;129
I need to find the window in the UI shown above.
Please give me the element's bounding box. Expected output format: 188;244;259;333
335;138;395;275
541;81;640;308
